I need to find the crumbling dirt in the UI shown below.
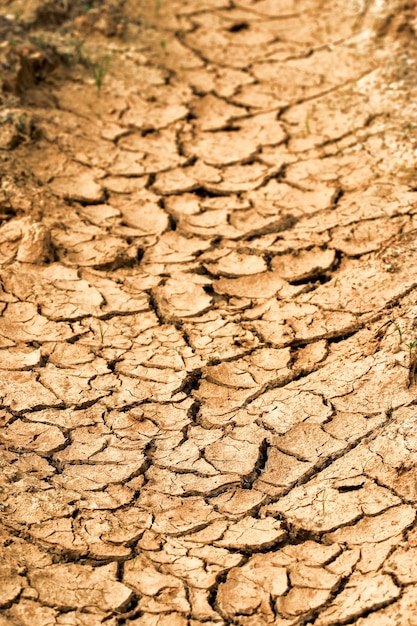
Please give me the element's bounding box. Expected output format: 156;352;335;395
2;0;417;624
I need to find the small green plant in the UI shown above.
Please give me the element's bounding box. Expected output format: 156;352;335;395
407;339;417;386
31;34;47;49
361;457;373;473
393;321;403;341
72;37;86;63
406;339;417;357
354;301;363;319
318;489;328;517
73;0;93;9
305;111;311;135
88;53;111;92
389;323;417;385
97;320;108;344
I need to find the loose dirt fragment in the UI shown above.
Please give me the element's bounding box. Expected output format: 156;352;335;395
122;97;189;131
214;270;297;299
385;546;417;584
278;584;336;618
154;277;213;319
1;419;65;454
30;562;133;611
50;170;105;204
124;556;190;613
5;601;58;626
355;587;417;625
115;192;170;235
326;505;416;545
0;217;52;264
0;565;24;607
128;614;188;626
0;370;60;411
314;573;400;626
215;517;286;550
217;561;288;620
271;247;335;282
264;480;402;533
204;250;267;277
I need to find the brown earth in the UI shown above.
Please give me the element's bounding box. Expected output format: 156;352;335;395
2;0;417;624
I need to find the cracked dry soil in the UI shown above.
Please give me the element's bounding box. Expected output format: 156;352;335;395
3;0;417;624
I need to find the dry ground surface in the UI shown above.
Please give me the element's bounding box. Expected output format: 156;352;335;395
3;0;417;624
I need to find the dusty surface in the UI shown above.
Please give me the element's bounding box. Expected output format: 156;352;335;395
2;0;417;623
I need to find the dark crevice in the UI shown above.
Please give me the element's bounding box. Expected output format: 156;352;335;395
336;483;365;492
179;369;203;396
192;186;225;199
331;186;345;207
243;212;299;240
202;283;215;295
280;520;324;543
228;21;250;32
289;272;334;287
147;289;167;325
167;213;178;232
145;173;156;189
241;438;270;489
210;124;241;132
115;593;141;624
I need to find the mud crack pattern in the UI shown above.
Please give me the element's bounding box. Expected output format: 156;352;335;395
2;0;417;624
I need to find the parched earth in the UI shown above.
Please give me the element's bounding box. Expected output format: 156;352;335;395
2;0;417;624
